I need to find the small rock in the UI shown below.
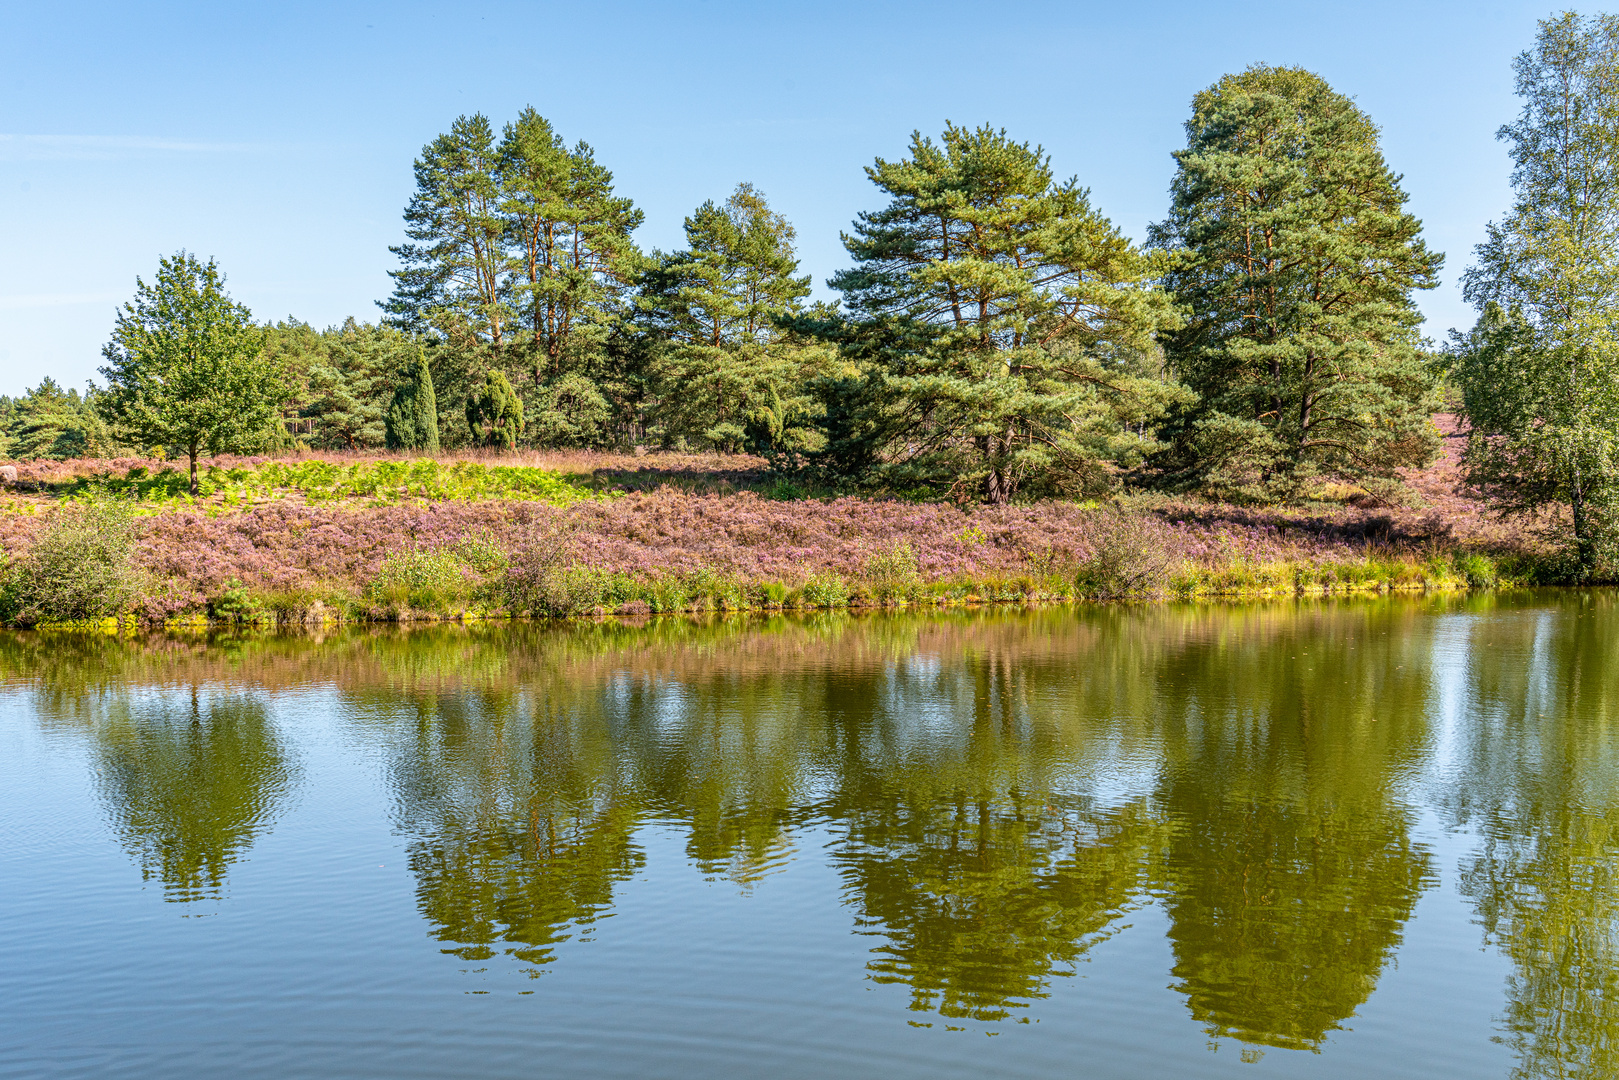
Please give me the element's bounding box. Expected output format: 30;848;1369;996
0;465;16;484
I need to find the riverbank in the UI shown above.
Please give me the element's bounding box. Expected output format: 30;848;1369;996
0;472;1556;631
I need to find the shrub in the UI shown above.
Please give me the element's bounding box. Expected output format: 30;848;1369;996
864;540;921;603
208;579;268;624
15;499;140;623
1457;552;1498;588
1076;513;1180;599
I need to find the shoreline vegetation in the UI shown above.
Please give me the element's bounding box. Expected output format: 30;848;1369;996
10;24;1619;619
0;426;1564;632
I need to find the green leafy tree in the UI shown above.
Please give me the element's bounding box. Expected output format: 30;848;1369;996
98;252;283;493
93;689;296;902
465;369;525;449
1452;14;1619;576
1152;66;1443;503
385;350;441;452
380;114;509;351
641;184;827;452
824;123;1185;502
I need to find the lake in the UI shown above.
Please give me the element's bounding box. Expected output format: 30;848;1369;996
1;593;1614;1079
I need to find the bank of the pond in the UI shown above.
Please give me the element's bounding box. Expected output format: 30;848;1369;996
0;486;1555;629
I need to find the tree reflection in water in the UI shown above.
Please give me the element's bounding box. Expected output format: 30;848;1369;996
16;595;1614;1072
12;634;299;904
1441;593;1619;1080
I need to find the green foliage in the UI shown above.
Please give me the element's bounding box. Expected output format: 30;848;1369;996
640;183;826;453
68;458;593;508
14;499;140;624
498;107;645;384
380;113;509;349
303;321;410;449
97;252;286;493
1452;14;1619;576
1074;514;1179;598
465;369;525;449
381;108;646;449
386;350;441;451
820;123;1186;502
1;378;119;459
1152;66;1443;503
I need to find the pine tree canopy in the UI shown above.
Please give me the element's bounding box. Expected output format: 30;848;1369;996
825;123;1185;502
640;183;827;452
1153;66;1443;504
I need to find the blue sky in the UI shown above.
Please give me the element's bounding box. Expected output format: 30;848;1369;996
0;0;1557;396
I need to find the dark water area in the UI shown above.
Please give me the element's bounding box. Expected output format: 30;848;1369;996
2;593;1616;1079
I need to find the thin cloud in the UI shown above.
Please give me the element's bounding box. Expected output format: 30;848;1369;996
0;134;264;161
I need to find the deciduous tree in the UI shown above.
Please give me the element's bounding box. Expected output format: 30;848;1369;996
1452;14;1619;576
98;252;282;493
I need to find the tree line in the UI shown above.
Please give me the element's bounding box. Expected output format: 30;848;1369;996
6;15;1617;565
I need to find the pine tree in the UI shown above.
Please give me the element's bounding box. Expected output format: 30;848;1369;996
1153;66;1443;503
1452;14;1619;576
4;378;117;459
640;183;823;452
498;108;644;384
98;252;283;493
823;124;1184;502
381;114;509;351
385;350;440;452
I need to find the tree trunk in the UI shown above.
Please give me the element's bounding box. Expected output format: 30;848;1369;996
1572;471;1594;579
189;440;200;496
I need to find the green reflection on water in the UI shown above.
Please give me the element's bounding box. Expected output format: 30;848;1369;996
7;594;1619;1069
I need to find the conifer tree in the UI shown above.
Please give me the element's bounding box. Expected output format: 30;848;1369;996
640;183;823;452
1153;66;1443;503
381;114;509;350
498;109;644;383
824;124;1184;502
385;350;440;452
98;252;283;493
1452;13;1619;576
465;369;525;449
306;321;407;449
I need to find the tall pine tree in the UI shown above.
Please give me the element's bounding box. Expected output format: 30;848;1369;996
1153;66;1443;503
825;124;1184;502
640;183;823;452
381;114;509;351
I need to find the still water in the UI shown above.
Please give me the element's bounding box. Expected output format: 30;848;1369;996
1;593;1615;1079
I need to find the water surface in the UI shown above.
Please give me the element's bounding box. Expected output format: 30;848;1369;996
2;594;1615;1078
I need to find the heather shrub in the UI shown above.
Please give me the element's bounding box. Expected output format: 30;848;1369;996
1076;513;1180;598
15;499;140;623
0;553;21;626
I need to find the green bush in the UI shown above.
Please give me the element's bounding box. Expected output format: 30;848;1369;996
15;499;140;624
1075;514;1178;598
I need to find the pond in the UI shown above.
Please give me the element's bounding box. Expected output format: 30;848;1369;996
1;593;1615;1079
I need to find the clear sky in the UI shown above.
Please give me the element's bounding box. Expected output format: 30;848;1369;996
0;0;1560;396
